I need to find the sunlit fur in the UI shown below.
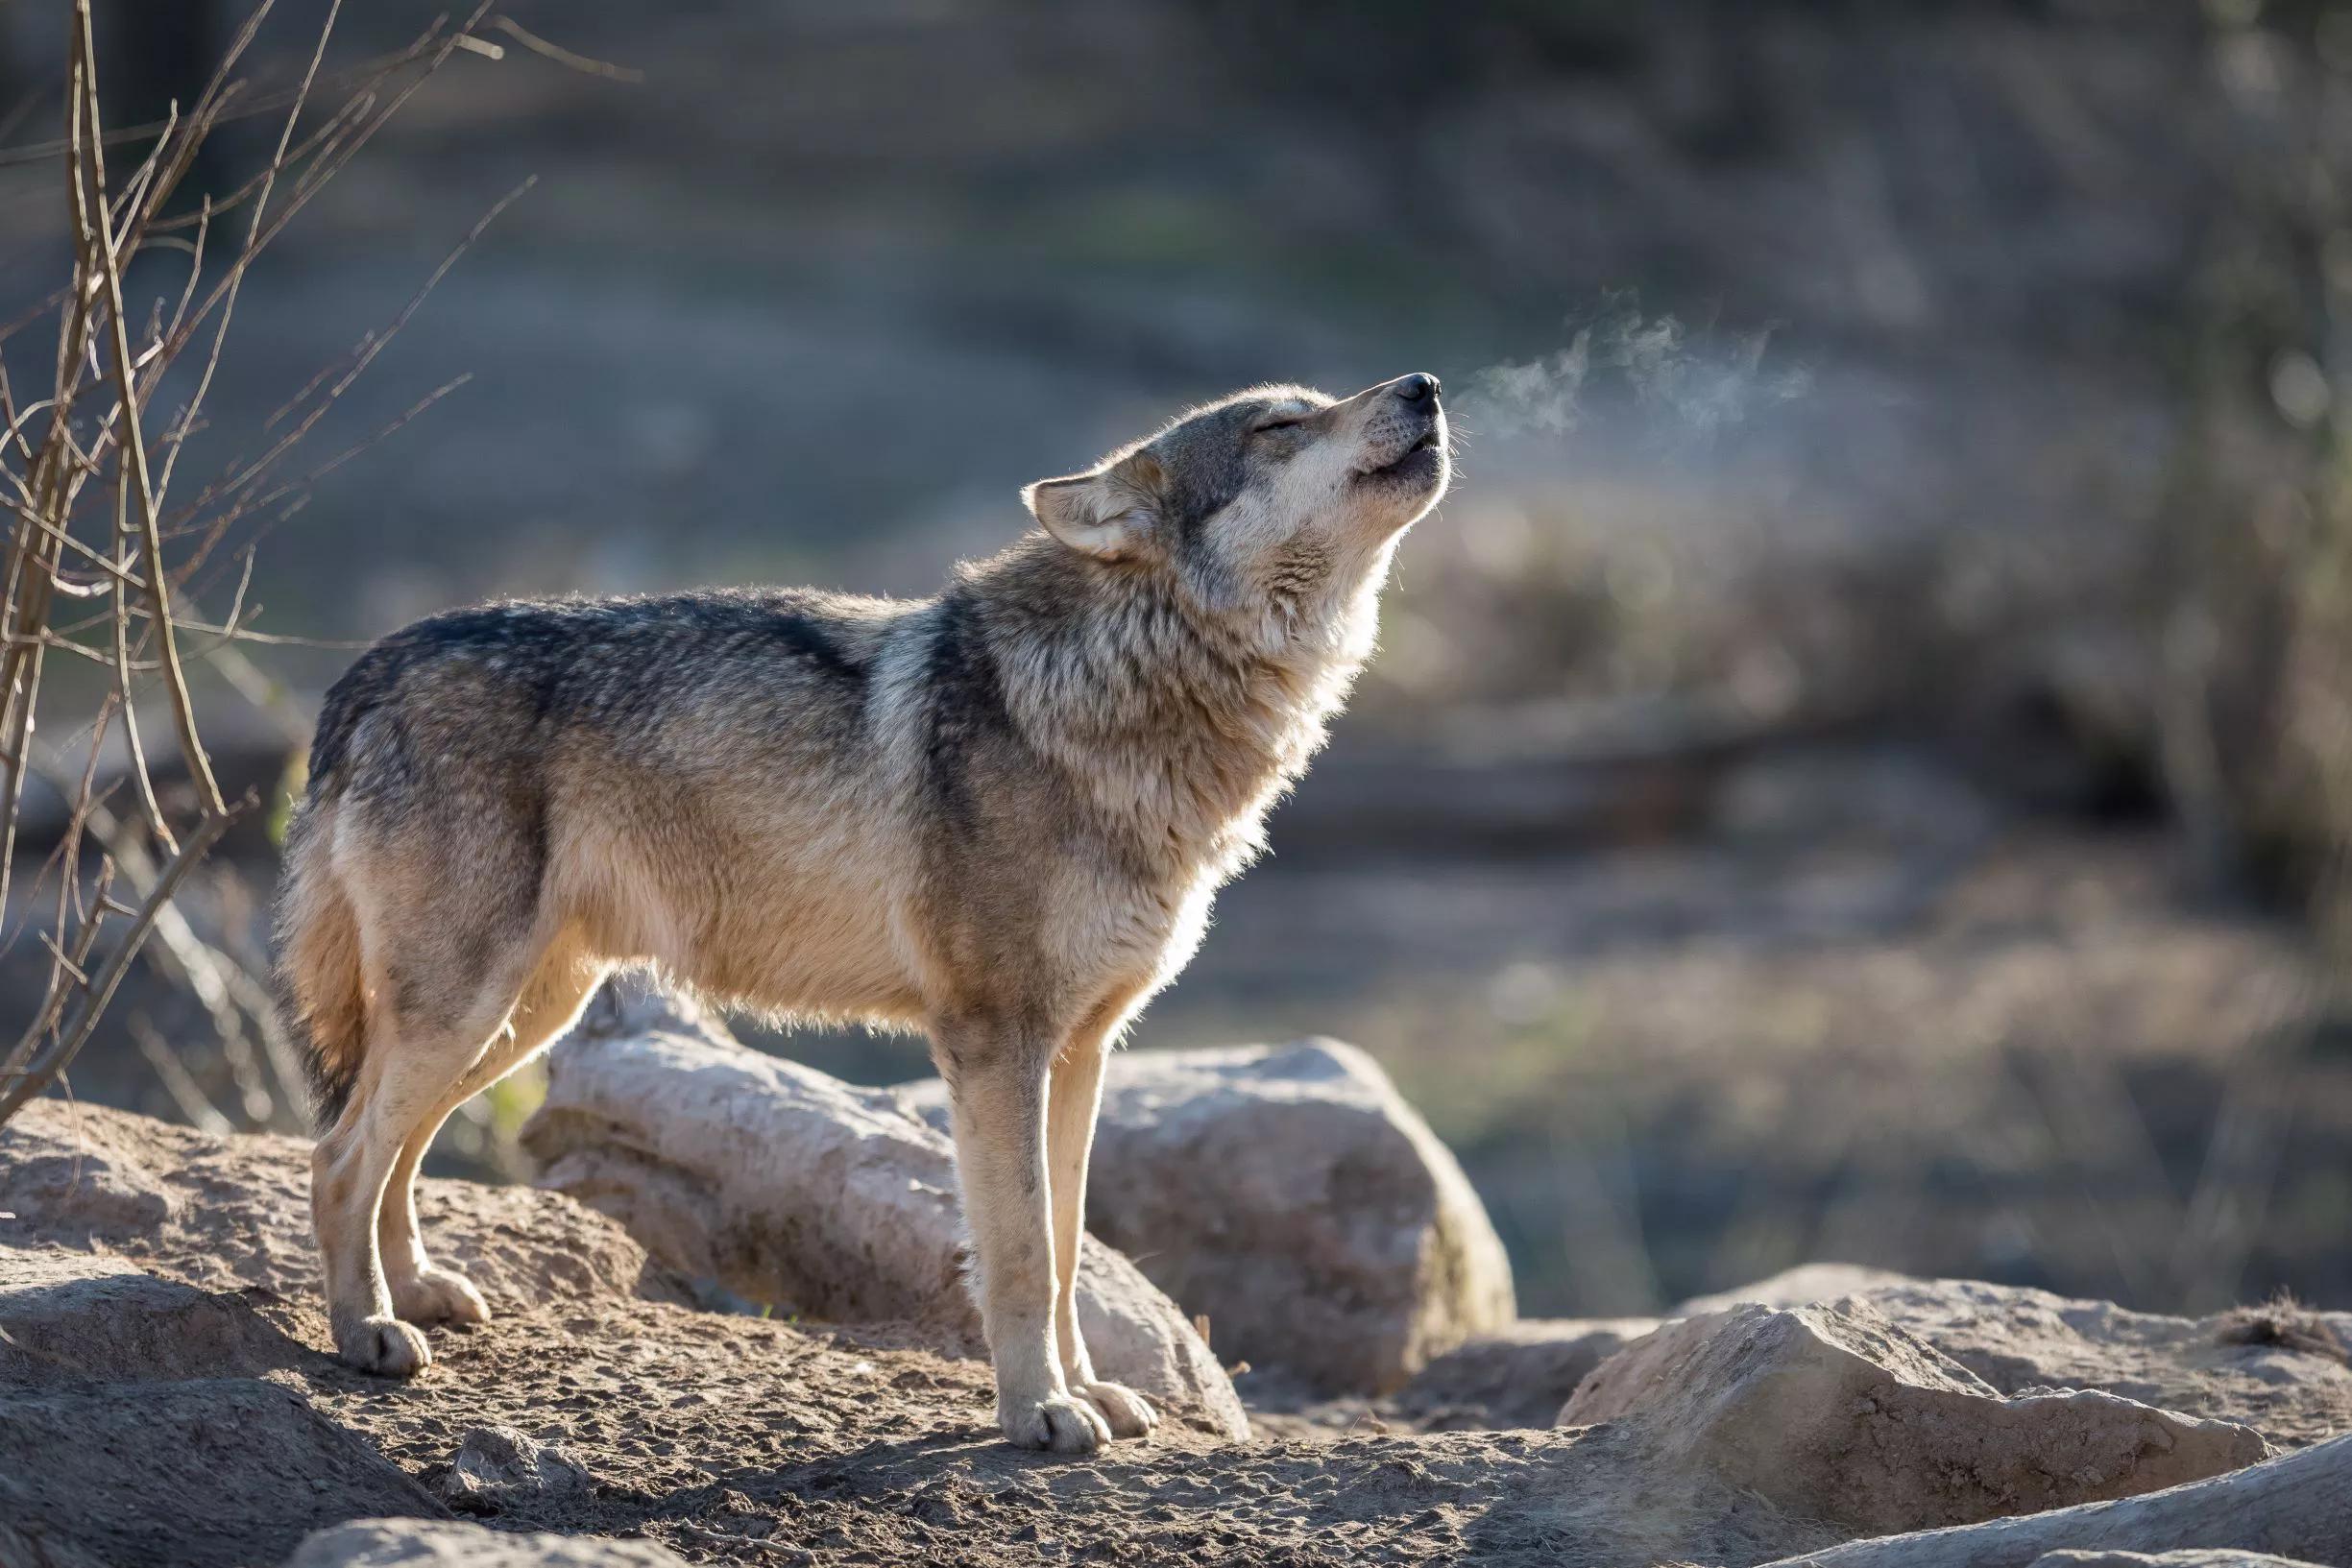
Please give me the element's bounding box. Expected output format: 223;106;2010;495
274;374;1450;1452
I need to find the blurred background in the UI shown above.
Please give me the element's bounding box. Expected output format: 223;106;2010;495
3;0;2349;1321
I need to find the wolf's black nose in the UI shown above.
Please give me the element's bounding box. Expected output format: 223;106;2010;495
1393;374;1440;404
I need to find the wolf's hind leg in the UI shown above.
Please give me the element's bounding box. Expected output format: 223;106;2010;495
1047;1027;1157;1439
316;918;546;1375
314;1019;487;1376
379;941;608;1328
935;1017;1110;1455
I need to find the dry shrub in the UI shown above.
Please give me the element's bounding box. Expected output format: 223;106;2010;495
0;2;529;1126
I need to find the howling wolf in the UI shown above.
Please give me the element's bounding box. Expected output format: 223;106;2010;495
275;373;1450;1452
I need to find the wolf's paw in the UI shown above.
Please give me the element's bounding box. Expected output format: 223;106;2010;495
391;1264;491;1326
1077;1380;1159;1440
1000;1393;1112;1454
339;1315;432;1377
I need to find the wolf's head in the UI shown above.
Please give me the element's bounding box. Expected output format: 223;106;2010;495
1020;374;1449;633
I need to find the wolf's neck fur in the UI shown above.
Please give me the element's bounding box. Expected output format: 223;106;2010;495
962;531;1390;884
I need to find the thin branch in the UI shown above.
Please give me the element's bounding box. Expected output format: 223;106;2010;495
74;0;227;821
147;6;493;517
0;810;236;1122
492;16;646;83
240;371;475;517
165;175;528;582
108;99;178;236
0;9;484;174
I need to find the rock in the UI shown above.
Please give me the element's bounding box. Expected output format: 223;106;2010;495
0;1244;314;1386
900;1037;1516;1395
1562;1299;2269;1536
436;1426;595;1514
1754;1431;2352;1568
1683;1266;2352;1449
288;1519;688;1566
521;1000;1249;1439
0;1098;686;1313
0;1378;444;1568
1856;1278;2352;1450
2033;1555;2337;1568
1387;1317;1659;1431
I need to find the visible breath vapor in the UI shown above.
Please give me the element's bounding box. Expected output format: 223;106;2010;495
1455;300;1811;442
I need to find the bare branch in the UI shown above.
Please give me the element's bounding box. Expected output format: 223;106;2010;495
0;0;552;1138
492;17;646;83
72;0;227;823
0;810;235;1122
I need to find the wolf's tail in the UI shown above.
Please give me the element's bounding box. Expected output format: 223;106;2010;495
273;801;367;1133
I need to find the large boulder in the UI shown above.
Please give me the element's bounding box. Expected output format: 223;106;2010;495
1755;1432;2352;1568
1562;1298;2269;1536
0;1378;444;1568
288;1520;687;1566
901;1037;1515;1394
521;998;1249;1439
1685;1265;2352;1449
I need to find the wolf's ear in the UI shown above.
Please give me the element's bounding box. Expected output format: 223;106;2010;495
1023;451;1166;562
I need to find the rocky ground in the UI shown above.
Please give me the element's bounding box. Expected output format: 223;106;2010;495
4;1003;2350;1568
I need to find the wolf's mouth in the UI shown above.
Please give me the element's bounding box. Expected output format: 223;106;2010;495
1361;428;1443;480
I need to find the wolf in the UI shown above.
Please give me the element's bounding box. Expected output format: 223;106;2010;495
273;373;1449;1452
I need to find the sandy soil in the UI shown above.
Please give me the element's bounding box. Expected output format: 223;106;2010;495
9;1090;2348;1567
0;1099;1839;1568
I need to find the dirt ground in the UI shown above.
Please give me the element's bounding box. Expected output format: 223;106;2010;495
289;1297;1817;1568
0;1099;1841;1568
9;1019;2350;1568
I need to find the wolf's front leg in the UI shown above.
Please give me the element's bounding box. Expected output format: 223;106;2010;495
934;1020;1110;1454
1048;1030;1157;1438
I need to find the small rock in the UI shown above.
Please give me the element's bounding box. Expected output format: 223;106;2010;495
436;1426;594;1514
288;1518;688;1566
